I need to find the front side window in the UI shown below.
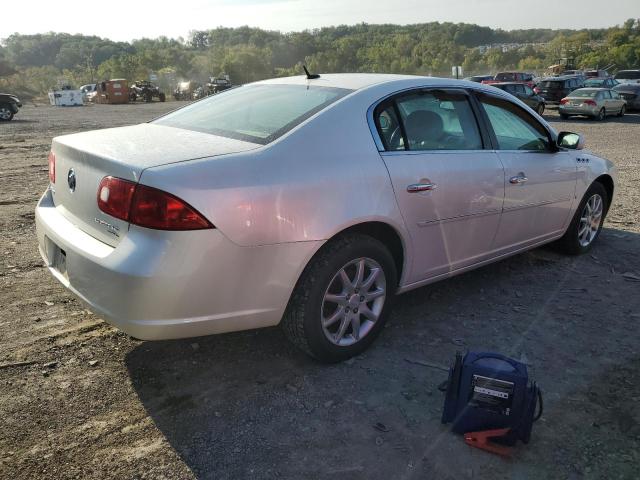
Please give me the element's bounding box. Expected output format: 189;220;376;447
386;90;482;151
154;84;352;145
477;94;551;151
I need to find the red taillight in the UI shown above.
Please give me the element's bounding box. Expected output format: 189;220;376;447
48;151;56;183
533;87;540;94
584;100;597;106
97;176;136;221
97;176;212;231
560;98;569;104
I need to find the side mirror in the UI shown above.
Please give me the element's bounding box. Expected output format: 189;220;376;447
558;131;585;150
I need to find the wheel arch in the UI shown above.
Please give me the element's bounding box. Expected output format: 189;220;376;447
593;174;614;211
296;220;408;292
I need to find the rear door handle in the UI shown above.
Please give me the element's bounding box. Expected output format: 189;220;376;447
407;183;437;193
509;174;528;185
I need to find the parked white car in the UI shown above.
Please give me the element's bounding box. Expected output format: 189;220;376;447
80;83;97;102
36;74;616;362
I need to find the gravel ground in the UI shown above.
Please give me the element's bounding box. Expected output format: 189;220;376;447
1;102;639;479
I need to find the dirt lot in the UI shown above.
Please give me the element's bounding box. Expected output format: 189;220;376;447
1;102;639;480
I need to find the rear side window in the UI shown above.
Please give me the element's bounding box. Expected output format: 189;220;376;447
539;81;562;89
476;94;551;151
615;70;640;80
154;84;352;145
376;90;483;151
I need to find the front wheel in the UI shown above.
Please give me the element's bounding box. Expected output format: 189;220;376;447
618;105;625;117
537;103;545;116
560;113;569;119
282;234;398;363
557;182;608;255
0;104;14;121
159;92;166;102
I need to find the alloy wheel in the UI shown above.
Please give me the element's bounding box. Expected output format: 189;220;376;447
321;257;386;346
0;107;11;120
578;194;603;247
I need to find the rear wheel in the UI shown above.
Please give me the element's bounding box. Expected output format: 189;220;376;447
159;92;166;102
282;234;397;363
594;108;605;121
557;182;608;255
0;103;14;121
618;105;625;117
559;113;569;119
536;103;545;116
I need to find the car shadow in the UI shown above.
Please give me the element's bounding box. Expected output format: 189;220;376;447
125;227;640;479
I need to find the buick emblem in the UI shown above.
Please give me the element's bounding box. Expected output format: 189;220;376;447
67;168;76;192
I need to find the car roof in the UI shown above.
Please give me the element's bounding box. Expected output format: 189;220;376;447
540;75;577;80
255;73;516;95
256;73;421;90
569;88;607;94
493;82;528;86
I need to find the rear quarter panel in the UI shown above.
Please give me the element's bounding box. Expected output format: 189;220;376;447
138;86;412;274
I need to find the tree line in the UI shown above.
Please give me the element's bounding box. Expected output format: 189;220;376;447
1;20;639;98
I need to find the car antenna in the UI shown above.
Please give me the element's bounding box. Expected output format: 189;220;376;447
303;65;320;80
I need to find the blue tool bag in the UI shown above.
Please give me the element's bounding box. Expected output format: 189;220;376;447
441;352;542;444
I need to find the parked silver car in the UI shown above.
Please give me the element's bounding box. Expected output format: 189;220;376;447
36;74;616;362
559;88;626;120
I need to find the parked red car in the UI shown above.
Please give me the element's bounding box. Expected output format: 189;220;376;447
482;72;535;87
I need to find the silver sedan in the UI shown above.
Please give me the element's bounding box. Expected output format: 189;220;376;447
559;87;627;120
36;74;616;362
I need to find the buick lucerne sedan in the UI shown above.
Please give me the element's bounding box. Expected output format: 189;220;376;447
36;74;616;362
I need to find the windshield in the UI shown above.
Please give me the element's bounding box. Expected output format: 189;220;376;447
615;71;640;80
154;84;352;144
570;89;598;98
584;79;604;87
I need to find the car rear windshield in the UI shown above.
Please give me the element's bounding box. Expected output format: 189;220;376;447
570;89;598;98
615;71;640;80
538;81;563;88
495;73;516;81
154;84;352;144
584;79;604;86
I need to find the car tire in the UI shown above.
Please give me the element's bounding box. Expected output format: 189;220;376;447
560;113;569;119
143;91;153;103
159;92;166;102
618;105;625;117
0;103;14;121
282;233;398;363
557;182;608;255
594;108;605;121
537;103;545;116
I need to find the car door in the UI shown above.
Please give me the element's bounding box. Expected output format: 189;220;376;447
373;88;504;282
474;91;577;251
610;89;625;110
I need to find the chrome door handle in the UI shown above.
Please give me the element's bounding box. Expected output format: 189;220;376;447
509;175;528;185
407;183;437;193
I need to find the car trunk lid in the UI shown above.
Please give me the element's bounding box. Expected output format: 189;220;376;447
50;124;259;246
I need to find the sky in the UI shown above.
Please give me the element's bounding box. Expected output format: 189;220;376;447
2;0;638;41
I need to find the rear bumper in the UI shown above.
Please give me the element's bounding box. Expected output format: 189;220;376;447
558;105;599;116
35;189;322;340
